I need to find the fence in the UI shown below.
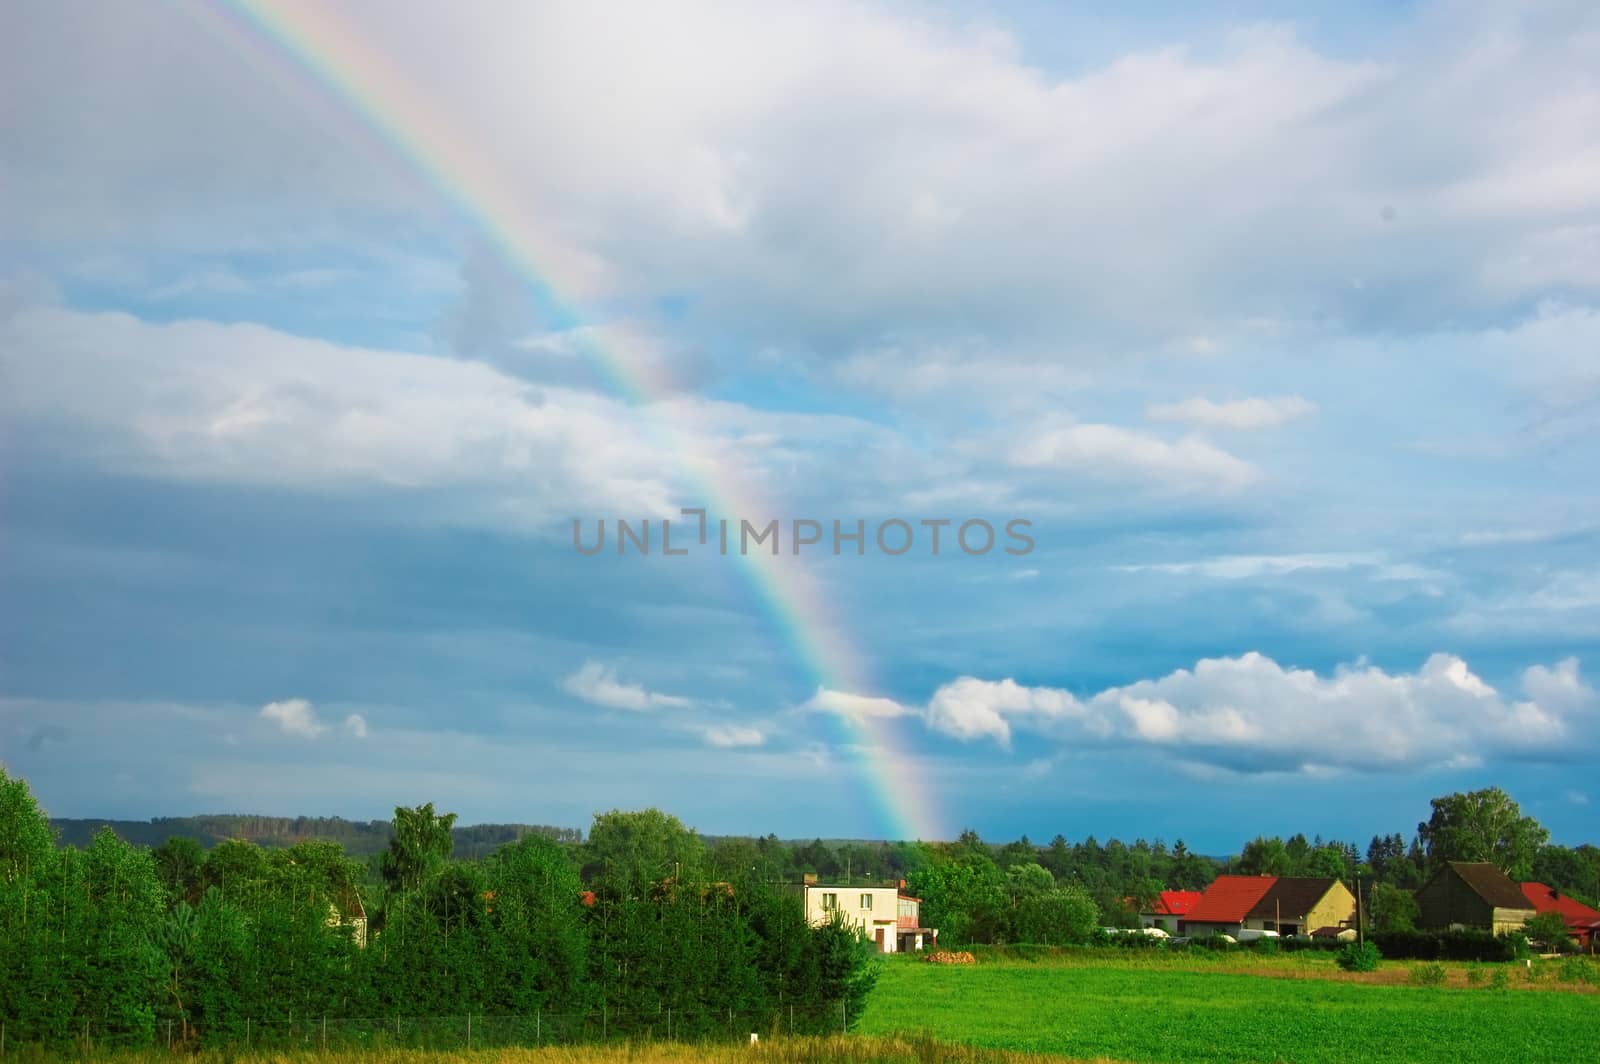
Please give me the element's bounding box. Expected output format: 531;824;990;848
0;1001;857;1057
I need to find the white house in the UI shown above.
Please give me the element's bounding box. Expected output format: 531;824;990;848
802;878;935;953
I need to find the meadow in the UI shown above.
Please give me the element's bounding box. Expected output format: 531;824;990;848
857;953;1599;1063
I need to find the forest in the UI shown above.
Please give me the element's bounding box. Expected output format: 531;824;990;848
4;765;1598;1051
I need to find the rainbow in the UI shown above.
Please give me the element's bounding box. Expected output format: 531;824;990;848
203;0;943;842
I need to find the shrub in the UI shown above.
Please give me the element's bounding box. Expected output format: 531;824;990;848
1251;935;1280;954
1465;967;1485;985
1336;942;1380;972
1557;957;1596;985
1409;962;1447;986
1489;967;1509;990
1369;929;1527;962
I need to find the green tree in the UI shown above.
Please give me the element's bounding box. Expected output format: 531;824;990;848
1366;882;1420;932
1237;836;1293;876
153;836;205;905
381;802;458;893
583;808;704;899
1523;911;1571;951
1417;787;1548;880
1015;886;1099;945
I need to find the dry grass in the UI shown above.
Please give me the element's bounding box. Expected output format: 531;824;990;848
73;1038;1108;1064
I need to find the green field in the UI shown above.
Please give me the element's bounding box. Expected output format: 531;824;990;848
858;957;1597;1063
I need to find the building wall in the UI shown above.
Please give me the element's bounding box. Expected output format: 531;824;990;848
1416;868;1493;930
1185;921;1242;938
1489;906;1537;936
804;886;903;951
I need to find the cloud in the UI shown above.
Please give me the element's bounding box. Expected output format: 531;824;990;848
563;662;693;712
1010;423;1260;492
343;713;369;739
10;3;1600;352
260;698;325;739
921;652;1598;773
802;687;912;720
1147;396;1316;430
1113;553;1443;584
925;676;1085;746
702;725;764;748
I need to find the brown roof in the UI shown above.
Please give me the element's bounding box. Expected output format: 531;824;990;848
1248;877;1341;921
1443;862;1535;911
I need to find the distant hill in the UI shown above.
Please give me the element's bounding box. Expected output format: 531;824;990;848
50;815;582;859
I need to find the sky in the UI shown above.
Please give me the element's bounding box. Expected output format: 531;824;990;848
2;0;1598;852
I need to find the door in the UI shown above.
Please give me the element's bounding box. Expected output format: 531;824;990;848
874;927;886;952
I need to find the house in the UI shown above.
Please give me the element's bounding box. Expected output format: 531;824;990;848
1183;875;1278;938
802;878;935;953
1138;890;1202;934
1520;882;1600;949
1414;862;1536;934
1242;878;1356;938
324;884;368;948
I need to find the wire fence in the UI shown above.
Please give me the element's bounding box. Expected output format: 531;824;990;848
0;1001;859;1057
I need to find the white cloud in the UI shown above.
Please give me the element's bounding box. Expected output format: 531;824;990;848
9;3;1599;350
802;687;912;720
0;305;922;528
1011;422;1260;492
1114;552;1445;584
563;662;693;712
343;713;369;739
260;698;325;739
921;652;1599;773
925;676;1085;746
702;725;764;748
1147;396;1316;430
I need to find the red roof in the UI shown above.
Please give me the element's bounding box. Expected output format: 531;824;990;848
1146;890;1202;916
1520;882;1600;928
1186;876;1278;924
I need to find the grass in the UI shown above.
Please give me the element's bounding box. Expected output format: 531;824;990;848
2;1038;1104;1063
855;954;1599;1063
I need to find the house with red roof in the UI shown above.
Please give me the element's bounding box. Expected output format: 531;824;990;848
1183;875;1278;937
1138;890;1203;934
1520;882;1600;949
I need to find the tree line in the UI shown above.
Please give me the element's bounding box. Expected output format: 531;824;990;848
0;772;874;1050
5;766;1597;1050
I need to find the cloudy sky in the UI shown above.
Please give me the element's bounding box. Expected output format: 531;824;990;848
3;0;1598;850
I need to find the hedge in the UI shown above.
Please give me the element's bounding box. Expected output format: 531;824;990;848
1369;929;1529;962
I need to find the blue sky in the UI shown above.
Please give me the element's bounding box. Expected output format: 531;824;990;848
3;0;1598;851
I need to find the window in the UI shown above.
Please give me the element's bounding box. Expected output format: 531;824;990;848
821;892;837;911
861;893;873;910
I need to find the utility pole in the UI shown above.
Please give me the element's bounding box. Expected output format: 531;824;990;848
1355;876;1364;945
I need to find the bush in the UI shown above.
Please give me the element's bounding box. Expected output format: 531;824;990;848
1369;929;1527;962
1557;957;1596;985
1465;967;1485;986
1250;935;1280;954
1489;967;1509;990
1409;962;1447;986
1336;942;1380;972
1194;934;1237;952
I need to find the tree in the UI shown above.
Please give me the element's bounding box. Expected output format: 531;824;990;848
1015;886;1099;945
1366;882;1420;932
153;837;205;905
1416;788;1548;880
583;808;704;899
1523;911;1571;951
381;802;458;893
1237;836;1293;876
